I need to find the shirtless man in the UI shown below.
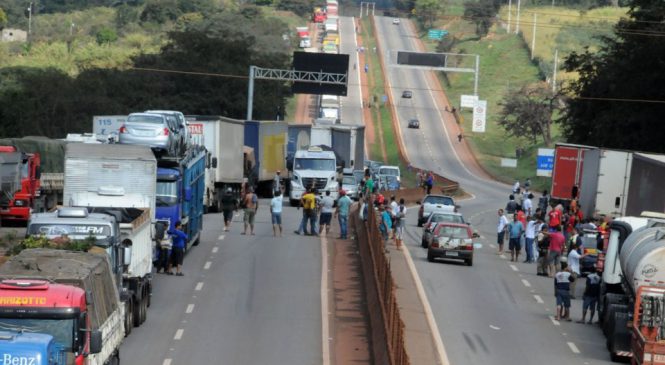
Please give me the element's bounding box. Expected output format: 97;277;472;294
242;187;258;235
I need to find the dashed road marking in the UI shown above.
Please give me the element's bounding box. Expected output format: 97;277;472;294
174;329;184;340
534;295;544;304
218;235;225;240
509;264;518;272
163;359;172;365
549;316;561;326
212;247;219;253
499;254;507;259
186;304;195;313
521;279;531;287
195;282;204;291
489;243;496;249
567;342;580;354
204;261;212;270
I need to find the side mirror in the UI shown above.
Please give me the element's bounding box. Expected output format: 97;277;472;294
472;231;480;238
455;204;461;210
211;157;218;169
89;330;103;354
123;246;132;266
185;187;192;202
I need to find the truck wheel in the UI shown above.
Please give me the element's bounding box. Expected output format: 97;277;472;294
427;252;434;262
124;301;133;337
132;295;143;328
109;352;120;365
603;303;628;337
140;294;148;324
609;311;630;362
466;257;473;266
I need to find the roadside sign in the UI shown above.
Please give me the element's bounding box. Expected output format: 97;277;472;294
427;29;449;40
460;94;478;108
501;158;518;168
536;148;555;177
471;100;487;133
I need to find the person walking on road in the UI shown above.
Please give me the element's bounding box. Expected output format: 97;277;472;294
425;171;434;194
319;191;335;235
242;188;258;235
273;170;282;195
168;221;188;276
524;216;538;263
523;193;534;217
295;188;317;236
335;190;352;239
538;189;550;215
394;198;406;250
547;226;566;277
554;266;575;321
579;270;601;324
507;214;524;262
497;209;508;254
536;226;550;276
270;190;283;237
567;242;585;299
390;195;398;238
221;187;238;232
505;194;518;215
379;205;393;252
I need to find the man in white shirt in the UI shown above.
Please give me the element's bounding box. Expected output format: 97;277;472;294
390;196;398;238
319;191;335;235
524;216;539;263
497;209;508;254
567;243;585;299
523;193;533;217
270;190;283;237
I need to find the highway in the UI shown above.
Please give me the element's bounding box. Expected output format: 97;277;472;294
374;16;615;365
339;16;364;126
120;207;326;364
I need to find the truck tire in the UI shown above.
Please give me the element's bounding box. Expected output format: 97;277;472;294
601;293;628;325
124;300;133;337
141;293;148;324
608;311;631;362
603;303;629;337
133;294;146;327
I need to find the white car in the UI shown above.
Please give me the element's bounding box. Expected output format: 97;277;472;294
392;18;400;25
417;195;457;227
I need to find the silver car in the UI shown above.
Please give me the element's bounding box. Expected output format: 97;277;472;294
119;113;179;157
341;175;358;200
145;110;190;156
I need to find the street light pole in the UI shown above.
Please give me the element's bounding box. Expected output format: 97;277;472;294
27;2;33;36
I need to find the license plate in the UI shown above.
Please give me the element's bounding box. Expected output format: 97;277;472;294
446;251;459;257
134;129;154;136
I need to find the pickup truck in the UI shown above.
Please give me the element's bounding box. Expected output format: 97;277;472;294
417;194;458;227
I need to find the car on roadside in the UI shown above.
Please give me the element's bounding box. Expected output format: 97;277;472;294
417;194;457;227
119;112;180;157
421;212;466;247
341;175;359;200
426;222;475;266
392;18;401;25
402;90;413;99
408;119;420;128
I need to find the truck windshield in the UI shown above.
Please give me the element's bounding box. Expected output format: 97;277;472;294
294;158;336;171
156;181;178;206
27;224;111;241
379;168;399;176
0;318;74;351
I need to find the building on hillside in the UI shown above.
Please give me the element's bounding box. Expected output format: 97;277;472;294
1;28;27;42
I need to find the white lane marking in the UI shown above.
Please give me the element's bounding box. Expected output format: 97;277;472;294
549;316;561;326
499;254;507;259
218;235;225;240
186;304;195;314
212;247;219;254
320;233;331;365
204;261;212;270
489;243;496;249
567;342;581;354
163;359;172;365
400;238;451;365
195;282;204;291
489;325;500;330
174;329;184;340
534;295;544;304
521;279;531;287
509;264;518;272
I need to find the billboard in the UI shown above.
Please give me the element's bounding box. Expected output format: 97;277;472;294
292;52;349;96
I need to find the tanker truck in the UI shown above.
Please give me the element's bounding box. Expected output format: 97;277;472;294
600;222;665;362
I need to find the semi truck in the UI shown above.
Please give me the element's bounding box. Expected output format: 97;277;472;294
289;146;339;206
244;120;287;196
62;143;156;334
550;143;595;203
0;248;124;364
185;115;254;211
156;146;206;248
598;216;665;362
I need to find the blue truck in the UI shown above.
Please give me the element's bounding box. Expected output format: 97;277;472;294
0;332;65;365
156;145;207;248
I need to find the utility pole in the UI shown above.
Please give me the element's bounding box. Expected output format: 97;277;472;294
552;49;559;92
27;2;33;36
515;0;521;34
531;13;537;59
507;0;512;33
70;22;75;36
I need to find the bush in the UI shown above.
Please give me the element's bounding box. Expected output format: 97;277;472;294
96;27;118;45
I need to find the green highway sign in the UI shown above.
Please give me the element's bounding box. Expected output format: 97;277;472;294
427;29;449;40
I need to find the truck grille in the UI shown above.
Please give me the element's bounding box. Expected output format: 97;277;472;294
301;177;329;191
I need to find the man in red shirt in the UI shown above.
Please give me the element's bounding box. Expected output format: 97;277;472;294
548;204;563;231
547;226;566;277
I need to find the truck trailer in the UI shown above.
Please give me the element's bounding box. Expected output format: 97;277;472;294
156;146;206;248
244;120;287;196
0;249;124;365
550;143;595;203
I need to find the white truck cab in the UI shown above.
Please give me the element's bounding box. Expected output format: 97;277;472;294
289;146;339;206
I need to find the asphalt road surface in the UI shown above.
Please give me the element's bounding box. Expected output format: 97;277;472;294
375;16;614;365
338;16;364;126
120;207;325;365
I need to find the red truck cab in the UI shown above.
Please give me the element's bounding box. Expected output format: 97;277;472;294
0;280;91;365
0;146;41;223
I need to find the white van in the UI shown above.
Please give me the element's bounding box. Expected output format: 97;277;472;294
378;165;401;183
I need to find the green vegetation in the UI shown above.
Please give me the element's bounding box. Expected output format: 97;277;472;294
10;234;96;256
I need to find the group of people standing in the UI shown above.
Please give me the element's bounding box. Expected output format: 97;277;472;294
294;188;353;239
416;170;434;194
154;220;189;276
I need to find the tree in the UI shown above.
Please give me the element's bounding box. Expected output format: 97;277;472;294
276;0;313;17
115;4;138;31
0;8;7;30
463;0;500;38
562;0;665;152
96;27;119;45
414;0;444;28
140;0;181;24
498;84;560;146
